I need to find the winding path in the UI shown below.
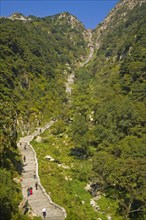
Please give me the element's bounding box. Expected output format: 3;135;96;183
65;73;74;94
18;121;66;220
18;29;95;219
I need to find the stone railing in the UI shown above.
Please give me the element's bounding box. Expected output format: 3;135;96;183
29;142;67;218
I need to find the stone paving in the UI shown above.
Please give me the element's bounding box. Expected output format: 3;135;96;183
18;121;66;220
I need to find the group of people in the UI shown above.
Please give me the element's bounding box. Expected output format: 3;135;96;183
27;187;33;196
23;141;28;162
27;183;47;218
22;140;47;218
27;182;38;196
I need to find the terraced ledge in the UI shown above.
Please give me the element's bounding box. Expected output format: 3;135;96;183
18;121;66;220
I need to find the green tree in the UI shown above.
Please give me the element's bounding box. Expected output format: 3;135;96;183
92;136;146;219
0;169;21;220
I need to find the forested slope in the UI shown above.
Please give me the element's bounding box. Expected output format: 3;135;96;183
0;0;146;219
70;1;146;219
0;13;87;219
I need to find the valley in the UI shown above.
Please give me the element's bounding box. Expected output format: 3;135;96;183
0;0;146;219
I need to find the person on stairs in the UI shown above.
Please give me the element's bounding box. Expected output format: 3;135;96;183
27;187;30;196
42;208;46;218
35;182;38;190
33;171;36;179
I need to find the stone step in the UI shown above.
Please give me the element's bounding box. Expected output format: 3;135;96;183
18;122;66;219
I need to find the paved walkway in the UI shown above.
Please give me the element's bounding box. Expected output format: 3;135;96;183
18;121;66;220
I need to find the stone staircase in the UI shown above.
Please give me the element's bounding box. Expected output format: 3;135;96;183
18;121;66;219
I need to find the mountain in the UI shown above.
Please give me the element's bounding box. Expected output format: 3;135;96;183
70;0;146;219
0;0;146;219
0;11;88;133
0;12;88;219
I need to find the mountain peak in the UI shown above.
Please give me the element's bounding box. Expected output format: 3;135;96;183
53;11;85;29
119;0;146;8
93;0;146;49
8;12;31;21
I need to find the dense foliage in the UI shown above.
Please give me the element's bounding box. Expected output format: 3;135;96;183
69;2;146;219
0;13;87;219
0;1;146;219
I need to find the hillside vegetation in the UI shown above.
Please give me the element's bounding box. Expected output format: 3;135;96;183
69;1;146;219
0;0;146;219
0;13;87;219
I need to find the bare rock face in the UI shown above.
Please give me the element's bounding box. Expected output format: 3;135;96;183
8;13;31;21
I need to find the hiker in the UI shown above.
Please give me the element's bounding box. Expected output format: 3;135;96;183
23;156;26;162
35;182;38;190
24;141;27;150
24;141;28;149
33;172;36;179
29;187;33;195
27;187;30;196
42;208;46;218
